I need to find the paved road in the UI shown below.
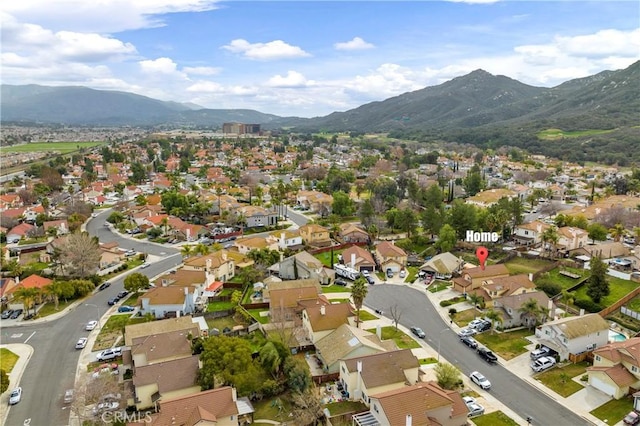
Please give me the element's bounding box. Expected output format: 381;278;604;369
364;284;589;426
2;211;181;426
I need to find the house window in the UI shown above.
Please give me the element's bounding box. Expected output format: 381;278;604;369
595;355;601;361
341;365;346;373
633;366;638;373
374;404;379;413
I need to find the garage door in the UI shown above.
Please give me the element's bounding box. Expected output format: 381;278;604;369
590;376;617;397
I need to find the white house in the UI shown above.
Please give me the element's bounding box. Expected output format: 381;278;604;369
139;287;198;319
513;220;552;246
557;226;589;252
274;230;303;250
535;313;609;361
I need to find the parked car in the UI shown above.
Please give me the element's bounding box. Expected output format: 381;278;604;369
460;336;479;349
477;347;498;364
85;320;98;330
468;319;486;329
469;371;491;390
1;309;13;319
462;396;476;406
475;320;492;332
386;269;394;278
399;269;406;278
365;275;375;285
410;326;426;338
92;400;120;415
458;327;477;337
466;402;485;417
624;411;640;425
96;349;118;362
117;305;135;313
335;278;348;286
107;296;119;306
75;337;88;349
531;356;556;373
116;290;129;299
23;312;35;320
98;282;111;291
140;263;150;269
530;346;552;360
63;389;75;404
9;387;22;405
10;309;23;319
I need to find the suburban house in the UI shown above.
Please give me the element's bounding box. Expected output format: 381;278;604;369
8;274;52;299
451;264;510;294
298;224;332;247
352;382;469;426
469;274;538;308
535;313;610;361
98;241;125;270
183;251;236;282
556;226;589;252
374;242;407;274
465;188;516;208
237;205;278;228
143;387;254;426
342;245;376;273
492;291;555;328
419;252;464;279
153;269;208;299
272;230;303;250
271;251;333;285
0;277;18;301
129;329;194;367
6;222;36;243
124;317;201;347
263;278;326;325
513;221;552;246
234;235;279;255
587;338;640;399
296;190;333;213
139;287;199;319
338;349;420;405
314;324;397;374
570;241;630;263
301;303;354;344
339;223;370;244
42;219;69;236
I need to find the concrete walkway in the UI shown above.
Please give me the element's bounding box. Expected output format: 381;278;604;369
0;344;34;426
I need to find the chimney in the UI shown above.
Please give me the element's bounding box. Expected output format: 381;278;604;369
206;258;212;271
231;387;237;402
579;308;585;316
406;414;412;426
528;273;534;281
351;253;356;269
222;252;227;261
320;305;325;316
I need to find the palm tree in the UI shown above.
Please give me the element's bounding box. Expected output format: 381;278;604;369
194;243;210;256
13;287;39;316
467;293;485;310
560;290;575;317
609;223;626;242
161;217;169;237
44;282;62;310
541;227;559;258
484;309;503;334
181;245;194;258
520;298;543;330
350;277;368;328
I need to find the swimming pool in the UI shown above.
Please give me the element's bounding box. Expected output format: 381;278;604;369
609;329;627;342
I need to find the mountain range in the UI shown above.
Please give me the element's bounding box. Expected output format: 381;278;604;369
2;61;638;164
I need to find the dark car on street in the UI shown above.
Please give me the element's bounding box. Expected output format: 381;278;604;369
460;336;479;349
410;326;426;338
107;297;119;306
98;282;111;291
477;347;498;364
10;309;23;319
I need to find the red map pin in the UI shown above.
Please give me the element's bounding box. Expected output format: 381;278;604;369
476;246;489;270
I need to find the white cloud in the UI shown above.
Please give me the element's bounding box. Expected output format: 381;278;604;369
266;71;310;88
334;37;375;51
139;57;180;75
186;81;224;93
222;39;311;60
183;66;221;76
555;28;640;58
1;0;220;33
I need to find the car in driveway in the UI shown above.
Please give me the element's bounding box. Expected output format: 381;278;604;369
1;309;13;319
531;356;556;373
410;326;426;338
624;411;640;425
96;349;118;362
365;275;375;285
117;305;135;313
92;400;120;415
477;347;498;364
9;387;22;405
85;320;98;330
460;336;479;349
10;309;23;319
530;346;552;360
468;319;485;329
75;337;88;349
335;278;348;286
469;371;491;390
475;320;491;332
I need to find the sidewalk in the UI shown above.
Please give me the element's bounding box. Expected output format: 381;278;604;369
0;344;34;426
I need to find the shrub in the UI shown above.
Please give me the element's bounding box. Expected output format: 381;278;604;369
580;374;588;382
449;308;457;316
536;279;562;297
574;298;602;313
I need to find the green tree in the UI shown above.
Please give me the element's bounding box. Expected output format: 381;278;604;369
541;227;559;258
484;309;503;334
358;199;375;227
13;286;39;315
436;224;457;253
123;272;150;295
107;211;125;224
130;162;147;184
284;356;311;393
587;256;609;304
331;191;354;217
395;208;417;238
587;223;608;244
463;165;484;196
520;298;544;329
421;205;445;237
448;200;477;239
467;293;485;309
350;277;368;328
259;340;289;379
0;369;9;394
434;362;463;390
609;223;626;242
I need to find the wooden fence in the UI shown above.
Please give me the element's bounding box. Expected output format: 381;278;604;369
599;286;640;318
308;242;367;255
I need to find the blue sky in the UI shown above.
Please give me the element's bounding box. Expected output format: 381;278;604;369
2;1;639;117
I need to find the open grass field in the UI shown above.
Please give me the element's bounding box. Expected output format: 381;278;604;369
474;328;532;360
590;395;634;424
535;267;588;290
2;141;105;154
503;257;555;275
0;348;19;373
537;128;615;140
365;325;421;349
314;249;345;268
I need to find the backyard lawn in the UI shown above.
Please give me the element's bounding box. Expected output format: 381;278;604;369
534;267;588;290
504;257;555;275
590;395;634;424
471;411;520;426
0;348;19;373
573;276;637;307
473;329;532;360
314;249;345;268
364;326;420;349
247;308;270;324
208;300;234;312
533;361;588;397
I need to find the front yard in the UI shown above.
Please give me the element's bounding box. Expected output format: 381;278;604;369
473;329;532;360
0;348;19;372
590;395;634;424
364;325;421;349
93;314;147;351
471;411;520;426
533;361;588;397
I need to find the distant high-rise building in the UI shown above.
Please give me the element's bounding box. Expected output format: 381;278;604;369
222;122;261;135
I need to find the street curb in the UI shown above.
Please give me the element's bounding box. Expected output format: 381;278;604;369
0;344;35;426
